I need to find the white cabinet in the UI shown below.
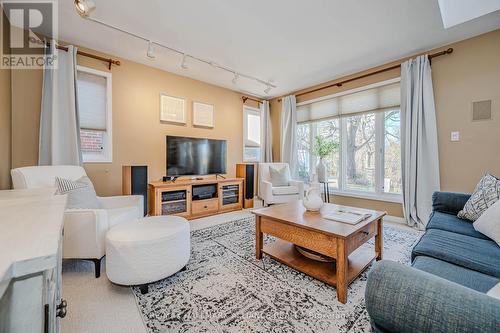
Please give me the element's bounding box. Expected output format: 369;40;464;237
0;190;67;333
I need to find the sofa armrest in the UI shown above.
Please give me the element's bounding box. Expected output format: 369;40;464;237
260;180;273;203
366;261;500;333
289;180;304;199
63;209;109;259
98;195;143;217
432;191;471;215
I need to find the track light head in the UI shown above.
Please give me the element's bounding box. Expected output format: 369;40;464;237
147;41;155;59
264;84;271;95
232;72;239;84
74;0;96;17
181;54;188;69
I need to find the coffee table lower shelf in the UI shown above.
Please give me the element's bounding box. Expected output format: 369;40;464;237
262;239;376;286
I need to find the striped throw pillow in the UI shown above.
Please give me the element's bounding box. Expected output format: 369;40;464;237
55;176;101;209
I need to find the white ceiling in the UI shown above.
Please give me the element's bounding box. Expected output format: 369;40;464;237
55;0;500;98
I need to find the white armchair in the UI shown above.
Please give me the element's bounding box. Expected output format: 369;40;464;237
11;165;143;278
258;163;304;205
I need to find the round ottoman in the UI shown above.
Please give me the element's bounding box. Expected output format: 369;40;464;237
105;215;190;293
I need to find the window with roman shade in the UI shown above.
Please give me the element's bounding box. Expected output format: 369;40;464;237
296;79;402;201
296;82;400;123
76;66;112;163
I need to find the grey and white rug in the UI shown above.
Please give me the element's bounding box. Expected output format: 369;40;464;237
133;216;421;333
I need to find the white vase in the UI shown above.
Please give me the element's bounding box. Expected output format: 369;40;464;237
316;158;328;183
303;184;324;211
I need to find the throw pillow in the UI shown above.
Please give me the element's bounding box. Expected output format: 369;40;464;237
457;174;500;221
55;176;101;209
473;199;500;245
269;166;290;187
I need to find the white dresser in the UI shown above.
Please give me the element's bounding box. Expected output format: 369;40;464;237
0;189;67;333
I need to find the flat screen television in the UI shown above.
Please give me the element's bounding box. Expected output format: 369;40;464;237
166;136;227;176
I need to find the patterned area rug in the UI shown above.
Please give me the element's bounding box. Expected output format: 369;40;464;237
133;216;421;333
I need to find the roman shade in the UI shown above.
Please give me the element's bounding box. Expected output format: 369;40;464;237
77;71;107;131
297;82;400;123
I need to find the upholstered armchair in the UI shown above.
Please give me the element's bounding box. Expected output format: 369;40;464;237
11;166;143;278
258;163;304;205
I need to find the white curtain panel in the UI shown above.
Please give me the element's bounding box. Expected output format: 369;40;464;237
261;100;273;163
280;95;298;177
39;43;82;166
401;55;440;228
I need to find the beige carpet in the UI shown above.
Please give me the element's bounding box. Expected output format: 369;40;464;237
61;210;255;333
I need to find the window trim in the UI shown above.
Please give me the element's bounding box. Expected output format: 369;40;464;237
77;65;113;163
242;105;263;162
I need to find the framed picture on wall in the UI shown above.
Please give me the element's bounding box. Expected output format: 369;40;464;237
160;93;186;124
193;101;214;128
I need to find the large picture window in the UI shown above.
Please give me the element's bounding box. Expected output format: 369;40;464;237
296;79;401;202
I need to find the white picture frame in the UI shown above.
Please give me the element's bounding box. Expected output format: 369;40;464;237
160;93;186;124
193;101;214;128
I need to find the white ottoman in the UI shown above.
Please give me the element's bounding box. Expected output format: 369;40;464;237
105;215;190;293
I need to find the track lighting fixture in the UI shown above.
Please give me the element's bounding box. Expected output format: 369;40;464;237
74;4;277;94
181;54;188;69
74;0;96;17
264;84;272;94
232;73;239;84
147;41;155;59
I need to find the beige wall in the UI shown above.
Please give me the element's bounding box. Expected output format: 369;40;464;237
0;67;11;190
8;46;247;196
433;30;500;192
270;29;500;217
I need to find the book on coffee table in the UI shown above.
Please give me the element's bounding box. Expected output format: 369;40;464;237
322;208;372;224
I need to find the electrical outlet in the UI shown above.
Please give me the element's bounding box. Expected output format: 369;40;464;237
451;131;460;142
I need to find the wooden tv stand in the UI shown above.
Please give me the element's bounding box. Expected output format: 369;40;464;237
148;177;243;219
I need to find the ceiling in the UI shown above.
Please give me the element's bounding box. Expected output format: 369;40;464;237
55;0;500;98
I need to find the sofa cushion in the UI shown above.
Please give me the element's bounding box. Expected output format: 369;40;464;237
269;165;290;187
458;173;500;221
473;199;500;245
427;211;490;240
272;185;299;195
412;229;500;278
55;176;101;209
432;191;470;215
412;256;499;293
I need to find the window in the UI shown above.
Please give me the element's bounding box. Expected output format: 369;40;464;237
243;106;262;162
296;79;401;202
76;66;112;163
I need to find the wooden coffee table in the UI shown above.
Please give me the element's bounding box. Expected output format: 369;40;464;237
253;201;385;304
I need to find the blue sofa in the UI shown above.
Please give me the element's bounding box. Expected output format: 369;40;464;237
365;192;500;333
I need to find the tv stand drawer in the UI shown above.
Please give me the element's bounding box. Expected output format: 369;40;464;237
192;199;219;216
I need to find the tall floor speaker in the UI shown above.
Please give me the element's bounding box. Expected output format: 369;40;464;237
236;163;256;208
122;165;148;216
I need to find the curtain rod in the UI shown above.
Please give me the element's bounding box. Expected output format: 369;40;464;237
242;96;263;105
277;48;453;102
56;44;121;70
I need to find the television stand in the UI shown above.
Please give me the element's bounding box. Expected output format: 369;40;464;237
148;177;243;219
